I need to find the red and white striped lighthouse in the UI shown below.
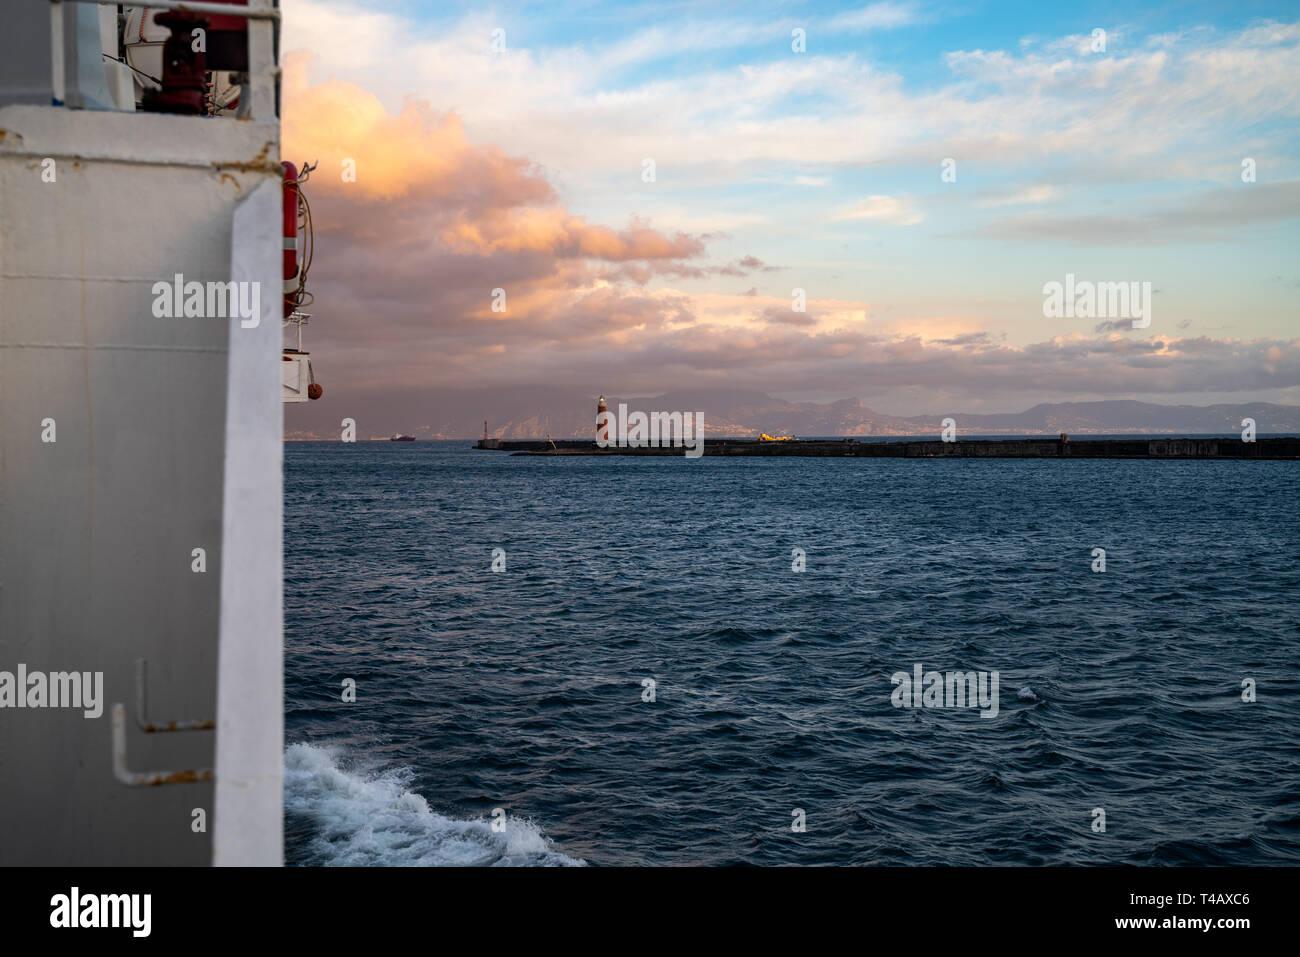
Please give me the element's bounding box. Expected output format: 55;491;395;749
596;394;609;443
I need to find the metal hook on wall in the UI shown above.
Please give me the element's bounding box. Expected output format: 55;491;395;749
111;658;214;787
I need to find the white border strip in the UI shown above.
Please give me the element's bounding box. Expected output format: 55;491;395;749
213;176;283;866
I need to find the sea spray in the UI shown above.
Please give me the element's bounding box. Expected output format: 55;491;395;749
284;743;583;867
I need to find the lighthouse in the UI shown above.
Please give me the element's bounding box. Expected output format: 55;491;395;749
596;395;609;444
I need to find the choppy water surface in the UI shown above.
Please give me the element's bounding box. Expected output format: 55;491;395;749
285;441;1300;865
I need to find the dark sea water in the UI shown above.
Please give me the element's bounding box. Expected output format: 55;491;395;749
284;440;1300;866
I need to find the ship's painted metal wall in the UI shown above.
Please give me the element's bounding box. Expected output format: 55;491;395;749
215;178;283;866
0;102;282;865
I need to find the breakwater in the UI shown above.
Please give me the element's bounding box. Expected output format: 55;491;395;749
474;436;1300;459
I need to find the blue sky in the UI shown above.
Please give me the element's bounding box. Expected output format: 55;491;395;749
283;1;1300;412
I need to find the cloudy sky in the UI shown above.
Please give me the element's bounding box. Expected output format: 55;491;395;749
280;0;1300;418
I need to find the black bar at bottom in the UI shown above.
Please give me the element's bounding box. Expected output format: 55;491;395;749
3;866;1282;943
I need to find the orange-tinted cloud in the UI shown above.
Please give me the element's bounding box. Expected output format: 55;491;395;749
283;54;707;264
278;57;786;415
282;53;553;209
440;208;704;260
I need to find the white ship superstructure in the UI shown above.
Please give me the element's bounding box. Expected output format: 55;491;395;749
1;1;286;865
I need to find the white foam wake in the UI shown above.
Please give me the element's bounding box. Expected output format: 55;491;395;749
285;743;584;866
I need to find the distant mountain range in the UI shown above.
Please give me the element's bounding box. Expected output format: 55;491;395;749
283;387;1300;439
